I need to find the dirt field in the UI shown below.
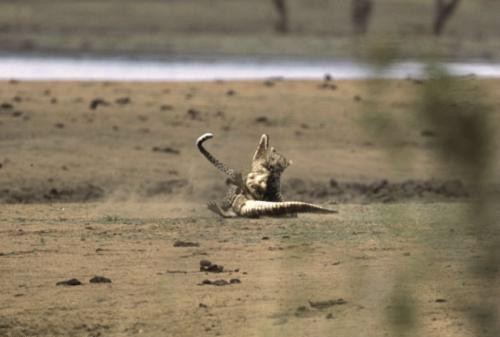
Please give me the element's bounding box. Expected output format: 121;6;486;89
1;79;499;336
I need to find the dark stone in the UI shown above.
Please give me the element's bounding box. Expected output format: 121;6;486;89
308;298;346;309
152;146;180;155
198;279;231;286
200;260;224;273
115;97;131;105
1;103;13;109
187;108;201;120
89;276;112;284
56;278;82;286
173;241;200;247
160;104;173;111
89;98;110;110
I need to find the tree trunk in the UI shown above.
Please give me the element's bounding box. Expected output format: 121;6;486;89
351;0;374;35
433;0;461;35
273;0;289;33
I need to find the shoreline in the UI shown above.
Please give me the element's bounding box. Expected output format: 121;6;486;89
3;55;500;81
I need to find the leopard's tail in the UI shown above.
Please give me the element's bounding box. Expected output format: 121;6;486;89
196;133;239;182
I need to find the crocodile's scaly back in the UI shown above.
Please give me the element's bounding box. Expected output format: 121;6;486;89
237;200;337;217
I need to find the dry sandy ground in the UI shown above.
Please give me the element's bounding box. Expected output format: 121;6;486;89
2;78;499;204
0;79;499;336
1;202;499;337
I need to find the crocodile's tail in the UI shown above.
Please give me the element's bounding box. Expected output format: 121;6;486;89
238;200;337;217
196;133;239;182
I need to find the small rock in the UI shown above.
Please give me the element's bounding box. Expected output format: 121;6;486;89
309;298;346;309
56;278;82;286
198;279;230;286
226;89;236;96
89;276;112;284
200;260;224;273
160;104;173;111
325;313;334;319
187;108;201;120
255;116;271;125
54;123;65;129
152;146;180;155
1;103;14;109
173;241;200;247
229;278;241;284
89;98;110;110
115;97;131;105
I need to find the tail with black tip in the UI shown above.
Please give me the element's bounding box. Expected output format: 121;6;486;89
196;133;240;183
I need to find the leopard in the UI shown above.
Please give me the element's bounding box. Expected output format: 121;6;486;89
196;132;336;218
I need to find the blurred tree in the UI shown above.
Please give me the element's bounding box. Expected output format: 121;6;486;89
433;0;461;35
272;0;289;33
351;0;374;35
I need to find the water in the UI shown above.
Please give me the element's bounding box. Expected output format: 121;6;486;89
2;55;500;81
